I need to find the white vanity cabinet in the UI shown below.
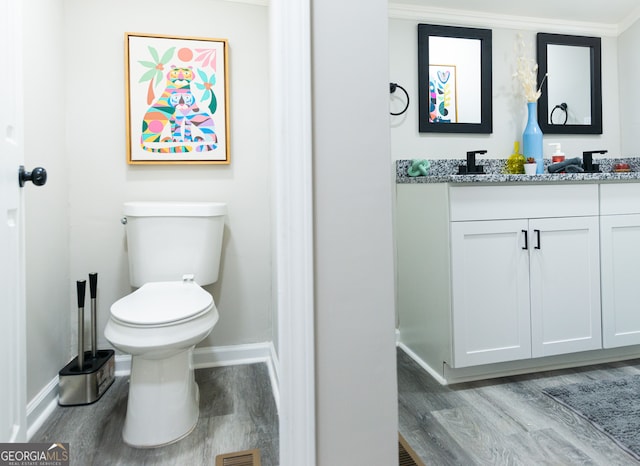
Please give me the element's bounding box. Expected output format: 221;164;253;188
450;216;601;367
397;183;602;373
527;216;601;358
448;185;601;367
600;184;640;348
449;219;531;367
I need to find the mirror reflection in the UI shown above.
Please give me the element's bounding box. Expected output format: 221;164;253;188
418;24;492;134
428;36;481;124
536;33;602;134
546;44;591;125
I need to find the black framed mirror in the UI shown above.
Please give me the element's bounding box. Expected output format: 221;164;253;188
536;33;602;134
417;24;492;134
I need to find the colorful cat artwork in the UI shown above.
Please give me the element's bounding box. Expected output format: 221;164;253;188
140;66;217;153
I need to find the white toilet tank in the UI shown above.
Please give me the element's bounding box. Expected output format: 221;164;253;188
123;201;227;288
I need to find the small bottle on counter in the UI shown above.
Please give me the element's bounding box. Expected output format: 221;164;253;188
549;143;565;163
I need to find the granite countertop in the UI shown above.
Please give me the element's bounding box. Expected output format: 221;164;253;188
396;158;640;184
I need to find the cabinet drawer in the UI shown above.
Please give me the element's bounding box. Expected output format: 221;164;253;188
450;184;598;221
600;183;640;215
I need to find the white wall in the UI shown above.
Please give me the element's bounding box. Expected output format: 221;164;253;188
23;0;272;404
312;0;399;464
23;0;69;402
61;0;271;355
618;20;640;155
390;18;622;160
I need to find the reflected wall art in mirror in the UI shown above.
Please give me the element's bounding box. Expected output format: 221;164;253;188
417;24;492;134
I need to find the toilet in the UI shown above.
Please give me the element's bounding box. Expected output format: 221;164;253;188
104;201;226;448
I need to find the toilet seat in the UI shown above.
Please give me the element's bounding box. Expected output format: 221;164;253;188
111;281;213;326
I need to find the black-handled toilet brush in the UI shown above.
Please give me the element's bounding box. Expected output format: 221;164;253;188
76;280;86;371
89;273;98;359
59;274;115;406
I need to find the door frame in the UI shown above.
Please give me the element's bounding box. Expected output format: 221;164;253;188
270;0;316;465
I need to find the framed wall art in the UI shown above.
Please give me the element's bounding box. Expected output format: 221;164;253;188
125;33;230;164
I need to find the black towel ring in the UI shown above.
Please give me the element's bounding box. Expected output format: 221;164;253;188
550;102;568;125
390;82;410;116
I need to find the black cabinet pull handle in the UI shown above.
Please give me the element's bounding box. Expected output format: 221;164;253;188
535;229;541;249
522;230;528;250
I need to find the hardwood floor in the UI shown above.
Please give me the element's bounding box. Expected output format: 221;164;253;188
397;348;640;465
32;363;279;466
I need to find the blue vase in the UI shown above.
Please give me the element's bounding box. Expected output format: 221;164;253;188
523;102;544;174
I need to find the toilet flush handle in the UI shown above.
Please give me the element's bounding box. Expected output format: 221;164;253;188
183;274;195;283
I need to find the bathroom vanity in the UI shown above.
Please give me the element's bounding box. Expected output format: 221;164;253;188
396;159;640;384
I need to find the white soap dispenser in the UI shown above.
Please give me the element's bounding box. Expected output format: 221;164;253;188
549;143;565;163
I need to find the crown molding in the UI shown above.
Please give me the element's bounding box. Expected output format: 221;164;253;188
388;3;621;37
222;0;267;6
618;4;640;34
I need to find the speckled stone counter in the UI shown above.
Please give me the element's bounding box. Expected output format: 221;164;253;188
396;158;640;184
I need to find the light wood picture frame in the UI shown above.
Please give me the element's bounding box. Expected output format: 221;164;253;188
125;32;230;164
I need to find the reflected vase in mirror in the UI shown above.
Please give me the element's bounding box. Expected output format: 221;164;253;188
523;102;543;174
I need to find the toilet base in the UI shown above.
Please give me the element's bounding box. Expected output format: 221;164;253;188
122;348;200;448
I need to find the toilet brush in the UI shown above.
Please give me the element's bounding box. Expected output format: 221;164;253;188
77;280;86;371
58;273;115;406
89;273;98;359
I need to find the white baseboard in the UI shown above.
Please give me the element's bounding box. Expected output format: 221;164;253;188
27;342;281;438
114;353;131;377
397;342;448;385
193;341;280;411
397;340;640;386
267;342;280;412
26;377;59;441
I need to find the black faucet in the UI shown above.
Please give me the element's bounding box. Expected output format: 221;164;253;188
458;150;487;175
582;150;607;173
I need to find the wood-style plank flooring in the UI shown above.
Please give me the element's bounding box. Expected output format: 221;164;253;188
397;348;640;465
32;363;278;466
34;350;640;465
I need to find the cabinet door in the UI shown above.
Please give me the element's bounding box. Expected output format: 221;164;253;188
529;216;601;357
450;220;531;368
601;214;640;348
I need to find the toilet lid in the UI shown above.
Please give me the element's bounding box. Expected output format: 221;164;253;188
111;281;213;325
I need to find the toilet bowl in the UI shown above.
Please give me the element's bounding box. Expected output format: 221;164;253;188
104;201;226;448
105;280;219;447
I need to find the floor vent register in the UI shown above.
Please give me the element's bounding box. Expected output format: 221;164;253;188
215;448;261;466
399;433;426;466
215;438;423;465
